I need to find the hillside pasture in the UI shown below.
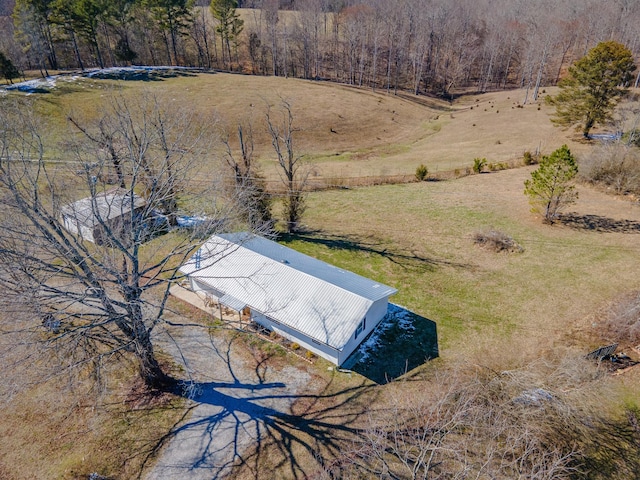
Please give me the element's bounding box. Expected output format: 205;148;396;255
2;71;592;185
287;166;640;355
2;74;640;478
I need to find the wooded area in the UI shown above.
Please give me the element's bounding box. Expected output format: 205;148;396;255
1;0;640;97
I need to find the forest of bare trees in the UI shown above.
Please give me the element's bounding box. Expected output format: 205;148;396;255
1;0;640;97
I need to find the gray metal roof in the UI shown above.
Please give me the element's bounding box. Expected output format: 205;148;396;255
180;233;397;351
219;294;248;312
60;189;146;227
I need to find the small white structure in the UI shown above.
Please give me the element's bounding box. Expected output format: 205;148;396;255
180;233;397;366
61;189;146;245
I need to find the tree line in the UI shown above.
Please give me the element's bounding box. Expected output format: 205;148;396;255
1;0;640;97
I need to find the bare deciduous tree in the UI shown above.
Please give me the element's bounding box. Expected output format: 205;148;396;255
220;120;273;233
321;356;640;479
265;100;309;233
0;94;253;390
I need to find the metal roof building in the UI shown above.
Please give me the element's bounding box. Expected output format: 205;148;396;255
60;189;146;245
180;232;397;366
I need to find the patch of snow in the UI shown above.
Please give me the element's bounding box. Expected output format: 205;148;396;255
0;66;204;94
84;65;195;78
176;215;208;228
4;76;57;93
356;303;415;363
590;132;622;142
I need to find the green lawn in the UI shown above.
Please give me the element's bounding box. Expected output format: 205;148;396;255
281;173;640;358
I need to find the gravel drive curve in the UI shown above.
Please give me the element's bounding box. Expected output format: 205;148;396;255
144;322;313;480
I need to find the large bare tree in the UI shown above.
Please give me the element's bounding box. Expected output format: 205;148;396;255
0;94;251;390
265;100;309;234
220;120;273;233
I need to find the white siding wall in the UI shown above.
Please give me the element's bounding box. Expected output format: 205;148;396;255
80;225;95;243
337;298;389;365
251;311;340;365
190;278;223;298
63;215;95;243
62;215;79;235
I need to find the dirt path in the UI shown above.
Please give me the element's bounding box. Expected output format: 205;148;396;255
144;323;313;479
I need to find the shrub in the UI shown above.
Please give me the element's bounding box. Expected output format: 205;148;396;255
472;157;487;174
622;129;640;147
580;144;640;195
600;291;640;346
415;164;429;181
291;342;300;350
523;151;536;165
488;163;508;172
473;228;523;253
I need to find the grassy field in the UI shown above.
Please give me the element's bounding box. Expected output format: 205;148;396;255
6;70;600;183
284;167;640;353
0;361;186;479
2;72;640;478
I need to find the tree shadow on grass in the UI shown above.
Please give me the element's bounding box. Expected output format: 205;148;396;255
140;331;376;480
342;304;438;384
558;213;640;233
282;230;469;271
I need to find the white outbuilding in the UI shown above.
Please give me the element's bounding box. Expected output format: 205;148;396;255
179;232;397;366
60;189;146;245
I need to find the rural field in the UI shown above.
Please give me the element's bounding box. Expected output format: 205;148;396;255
1;71;640;478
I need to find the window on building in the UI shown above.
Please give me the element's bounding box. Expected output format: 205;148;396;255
355;317;366;338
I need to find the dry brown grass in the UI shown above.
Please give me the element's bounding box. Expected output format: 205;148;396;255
0;365;185;479
596;291;640;348
26;73;602;186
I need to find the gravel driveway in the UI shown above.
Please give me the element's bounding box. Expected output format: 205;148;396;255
144;322;313;479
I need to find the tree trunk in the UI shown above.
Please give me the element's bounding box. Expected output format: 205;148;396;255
136;335;174;389
71;30;85;71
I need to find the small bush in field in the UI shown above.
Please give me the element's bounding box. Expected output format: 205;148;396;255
291;342;300;350
523;151;537;165
473;157;487;174
415;164;429;181
600;291;640;346
580;144;640;195
474;229;523;253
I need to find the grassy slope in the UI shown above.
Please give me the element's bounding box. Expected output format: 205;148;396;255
0;364;186;479
11;71;591;182
286;167;640;354
2;74;640;477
